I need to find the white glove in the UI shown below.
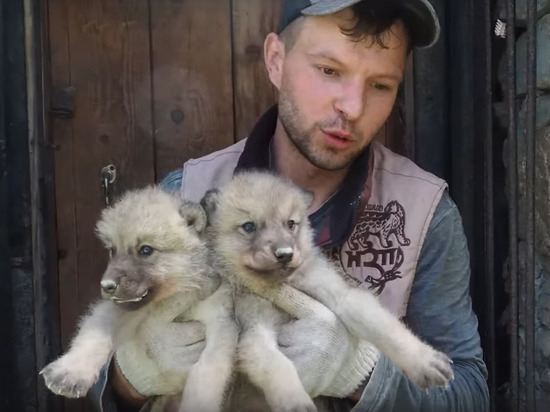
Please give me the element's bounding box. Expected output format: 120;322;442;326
115;319;206;397
271;285;379;398
323;336;379;398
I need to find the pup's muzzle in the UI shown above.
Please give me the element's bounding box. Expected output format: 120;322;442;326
274;247;294;264
100;279;118;296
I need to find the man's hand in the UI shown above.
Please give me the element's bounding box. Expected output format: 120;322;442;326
275;290;379;399
110;358;149;410
112;320;206;404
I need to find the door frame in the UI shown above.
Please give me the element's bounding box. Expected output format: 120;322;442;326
0;0;61;410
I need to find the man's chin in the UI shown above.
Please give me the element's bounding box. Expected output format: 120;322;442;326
305;153;358;171
285;129;362;170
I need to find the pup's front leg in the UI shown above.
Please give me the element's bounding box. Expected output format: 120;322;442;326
292;259;454;390
179;283;238;412
40;300;122;398
342;290;454;390
237;294;316;412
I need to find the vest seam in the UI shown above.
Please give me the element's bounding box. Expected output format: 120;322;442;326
186;150;244;166
427;196;457;233
373;167;445;187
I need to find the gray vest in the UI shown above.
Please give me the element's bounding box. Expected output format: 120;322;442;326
181;140;447;318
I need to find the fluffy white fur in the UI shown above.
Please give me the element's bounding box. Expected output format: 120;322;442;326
40;187;237;412
203;171;454;411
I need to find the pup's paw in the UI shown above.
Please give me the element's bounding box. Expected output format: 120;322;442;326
400;344;454;390
40;355;98;398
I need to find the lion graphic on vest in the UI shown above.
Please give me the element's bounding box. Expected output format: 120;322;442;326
349;200;410;249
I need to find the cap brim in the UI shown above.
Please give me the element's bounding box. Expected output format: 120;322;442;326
302;0;440;48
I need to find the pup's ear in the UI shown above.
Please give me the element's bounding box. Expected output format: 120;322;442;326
200;188;220;219
179;201;207;233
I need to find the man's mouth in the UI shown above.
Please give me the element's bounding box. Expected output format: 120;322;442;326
321;129;353;145
111;289;150;304
324;129;350;139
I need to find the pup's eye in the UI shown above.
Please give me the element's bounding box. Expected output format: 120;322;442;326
138;245;154;256
287;220;297;230
241;222;256;233
109;247;117;258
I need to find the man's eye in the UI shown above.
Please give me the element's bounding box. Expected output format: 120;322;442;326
373;82;390;91
241;222;256;233
320;67;337;76
138;245;154;256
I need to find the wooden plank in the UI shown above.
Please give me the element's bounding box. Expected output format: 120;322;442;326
150;0;234;181
27;0;63;410
231;0;283;141
0;4;17;410
4;0;39;408
47;0;81;355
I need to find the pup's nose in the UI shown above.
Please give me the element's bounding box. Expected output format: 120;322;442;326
101;279;118;295
274;247;293;264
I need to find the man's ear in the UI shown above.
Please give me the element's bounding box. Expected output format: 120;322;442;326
200;188;221;220
179;201;207;234
264;32;285;90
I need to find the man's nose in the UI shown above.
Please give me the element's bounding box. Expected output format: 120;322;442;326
334;81;365;121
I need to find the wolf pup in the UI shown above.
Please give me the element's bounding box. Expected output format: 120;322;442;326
40;186;237;412
202;171;454;411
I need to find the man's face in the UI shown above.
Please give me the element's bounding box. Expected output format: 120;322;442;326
271;11;408;171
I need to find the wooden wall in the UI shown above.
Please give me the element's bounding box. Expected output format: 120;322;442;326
46;0;403;410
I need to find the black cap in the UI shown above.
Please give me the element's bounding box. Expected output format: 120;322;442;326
278;0;440;48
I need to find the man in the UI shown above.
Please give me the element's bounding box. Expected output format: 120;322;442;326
90;0;489;410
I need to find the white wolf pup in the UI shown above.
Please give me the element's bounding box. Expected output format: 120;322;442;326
201;171;454;412
40;186;237;412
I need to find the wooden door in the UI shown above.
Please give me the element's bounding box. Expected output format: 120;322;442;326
46;1;404;411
